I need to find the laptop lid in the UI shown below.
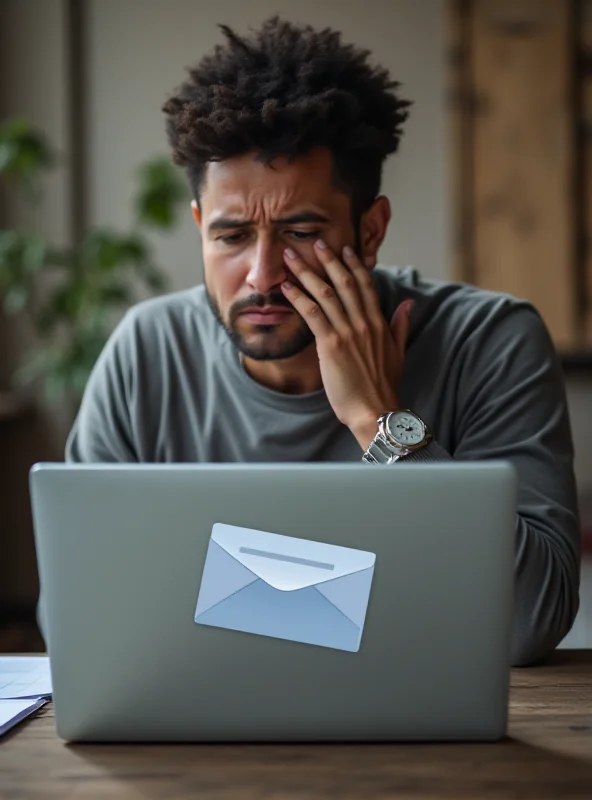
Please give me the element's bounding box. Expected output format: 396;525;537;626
30;461;516;742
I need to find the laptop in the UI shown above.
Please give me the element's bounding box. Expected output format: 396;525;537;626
29;460;516;743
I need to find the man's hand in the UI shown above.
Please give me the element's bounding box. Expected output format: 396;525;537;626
281;239;414;451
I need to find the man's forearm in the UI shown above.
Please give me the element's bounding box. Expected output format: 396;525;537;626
512;515;580;666
385;440;579;666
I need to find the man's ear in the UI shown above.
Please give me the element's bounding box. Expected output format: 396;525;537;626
191;199;202;230
360;196;391;268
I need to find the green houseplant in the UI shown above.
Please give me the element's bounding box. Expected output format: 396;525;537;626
0;117;188;406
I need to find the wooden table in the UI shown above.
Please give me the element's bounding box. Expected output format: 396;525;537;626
0;650;591;799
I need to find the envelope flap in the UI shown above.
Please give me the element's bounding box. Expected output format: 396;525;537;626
212;523;375;592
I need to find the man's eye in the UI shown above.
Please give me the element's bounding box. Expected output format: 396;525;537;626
220;233;247;244
288;231;319;240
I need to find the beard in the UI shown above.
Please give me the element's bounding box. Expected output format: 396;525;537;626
204;284;315;361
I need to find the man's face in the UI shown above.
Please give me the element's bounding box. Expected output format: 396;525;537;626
195;147;358;361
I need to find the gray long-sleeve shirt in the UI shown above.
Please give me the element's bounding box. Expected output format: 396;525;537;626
64;265;581;666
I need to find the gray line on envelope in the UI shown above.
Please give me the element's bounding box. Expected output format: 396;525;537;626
238;547;335;571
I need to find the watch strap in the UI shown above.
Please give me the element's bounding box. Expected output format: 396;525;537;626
361;434;401;464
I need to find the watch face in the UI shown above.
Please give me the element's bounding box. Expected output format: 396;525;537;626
387;412;425;446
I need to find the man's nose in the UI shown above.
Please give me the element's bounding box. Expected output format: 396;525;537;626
245;238;289;294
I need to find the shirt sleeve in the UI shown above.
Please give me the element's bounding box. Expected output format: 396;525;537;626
65;311;138;463
402;302;581;667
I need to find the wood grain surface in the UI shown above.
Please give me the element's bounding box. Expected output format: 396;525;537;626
448;0;582;351
582;0;592;345
471;0;576;349
0;650;590;799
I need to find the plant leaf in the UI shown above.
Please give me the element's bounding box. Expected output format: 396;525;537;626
3;285;29;313
44;370;70;404
13;345;58;387
1;123;179;405
99;282;133;306
144;267;167;292
23;235;46;273
0;117;54;188
120;234;150;263
134;157;187;230
82;230;122;272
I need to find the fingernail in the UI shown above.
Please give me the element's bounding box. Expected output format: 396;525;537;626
285;247;297;259
364;256;375;268
343;245;354;258
315;239;327;250
282;280;293;290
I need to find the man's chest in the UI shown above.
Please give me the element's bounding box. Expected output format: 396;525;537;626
149;387;363;464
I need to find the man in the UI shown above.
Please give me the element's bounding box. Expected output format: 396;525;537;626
65;17;580;666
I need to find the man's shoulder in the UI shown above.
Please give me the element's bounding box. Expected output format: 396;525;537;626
124;284;208;324
375;264;528;308
376;265;555;371
376;264;543;334
95;284;223;378
111;284;216;343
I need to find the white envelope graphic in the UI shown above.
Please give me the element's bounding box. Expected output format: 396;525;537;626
194;523;376;652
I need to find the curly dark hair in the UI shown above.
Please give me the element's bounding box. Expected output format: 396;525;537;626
162;16;411;222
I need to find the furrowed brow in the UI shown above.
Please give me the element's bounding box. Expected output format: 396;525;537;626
208;211;330;234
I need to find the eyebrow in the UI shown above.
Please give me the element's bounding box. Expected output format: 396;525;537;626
208;211;330;233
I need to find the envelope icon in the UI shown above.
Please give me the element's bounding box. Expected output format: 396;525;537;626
194;523;376;652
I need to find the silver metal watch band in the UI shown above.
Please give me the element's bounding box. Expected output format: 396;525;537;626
361;434;405;465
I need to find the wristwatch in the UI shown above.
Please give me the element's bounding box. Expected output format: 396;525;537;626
362;409;431;464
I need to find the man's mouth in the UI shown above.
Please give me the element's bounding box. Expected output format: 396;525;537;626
240;307;293;325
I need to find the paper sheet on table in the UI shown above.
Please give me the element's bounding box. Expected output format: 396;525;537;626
0;656;52;699
0;697;48;737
